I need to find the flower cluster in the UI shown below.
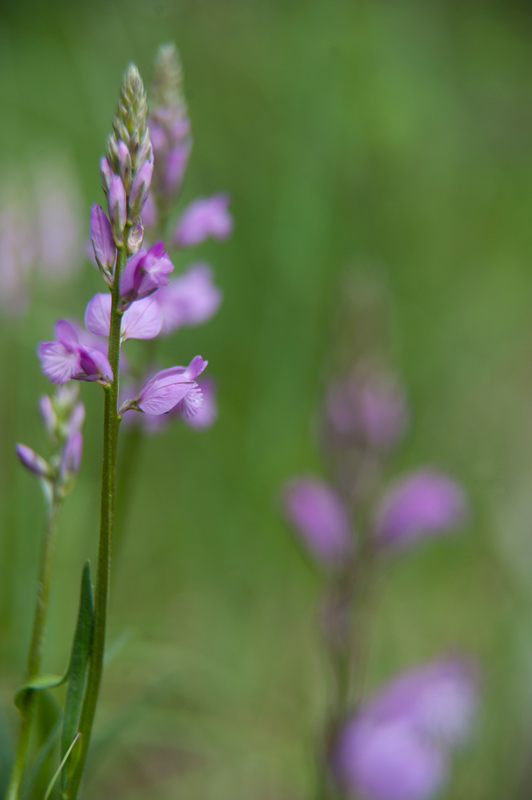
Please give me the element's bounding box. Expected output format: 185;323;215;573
284;366;467;563
10;49;230;800
334;659;477;800
282;357;475;800
37;53;229;425
17;385;85;496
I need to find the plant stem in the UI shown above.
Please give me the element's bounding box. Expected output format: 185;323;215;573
65;240;127;800
6;497;61;800
113;425;143;564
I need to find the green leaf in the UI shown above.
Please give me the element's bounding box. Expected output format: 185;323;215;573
43;733;81;800
60;562;94;791
20;693;62;800
14;674;65;713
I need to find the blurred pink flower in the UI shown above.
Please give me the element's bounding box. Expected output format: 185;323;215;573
282;477;353;565
374;469;468;550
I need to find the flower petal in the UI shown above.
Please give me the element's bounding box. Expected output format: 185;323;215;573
38;341;80;384
84;293;112;337
122;296;163;341
137;378;196;415
54;319;79;347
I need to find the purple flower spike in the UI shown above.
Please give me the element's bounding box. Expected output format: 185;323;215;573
90;204;116;275
333;658;477;800
135;355;207;415
16;444;51;479
282;478;353;565
173;193;233;248
61;430;83;479
374;469;468;550
38;319;113;385
85;293;162;342
155;263;222;335
120;241;174;306
108;175;127;243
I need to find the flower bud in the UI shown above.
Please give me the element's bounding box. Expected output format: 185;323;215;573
108;176;127;244
16;444;51;479
90;203;116;277
128;158;154;221
127;218;144;256
282;478;353;566
39;395;57;438
374;470;468;551
100;157;113;194
116;140;132;188
60;430;83;481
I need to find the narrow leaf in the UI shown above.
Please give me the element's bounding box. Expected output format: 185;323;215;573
43;733;80;800
60;562;94;790
20;690;62;800
14;675;65;713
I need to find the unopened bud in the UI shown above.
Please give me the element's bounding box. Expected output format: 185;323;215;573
127;218;144;255
90;203;117;277
116;140;132;189
108;176;127;244
60;431;83;481
16;444;52;479
128;159;153;221
100;157;113;194
39;395;57;438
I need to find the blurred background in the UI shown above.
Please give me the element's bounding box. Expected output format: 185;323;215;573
1;0;532;797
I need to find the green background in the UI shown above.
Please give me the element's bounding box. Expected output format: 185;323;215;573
1;0;532;797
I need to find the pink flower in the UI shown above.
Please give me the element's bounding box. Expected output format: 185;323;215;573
282;477;353;565
173;194;233;248
132;355;208;416
334;659;477;800
120;241;174;306
374;470;468;551
85;293;162;342
38;320;113;385
155;263;222;335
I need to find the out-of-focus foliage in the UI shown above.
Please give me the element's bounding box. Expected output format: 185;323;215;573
1;0;532;797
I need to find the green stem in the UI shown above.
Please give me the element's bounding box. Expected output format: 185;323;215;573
113;425;143;565
65;241;127;800
6;497;62;800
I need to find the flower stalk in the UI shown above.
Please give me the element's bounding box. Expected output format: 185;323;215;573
64;237;128;800
5;497;61;800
